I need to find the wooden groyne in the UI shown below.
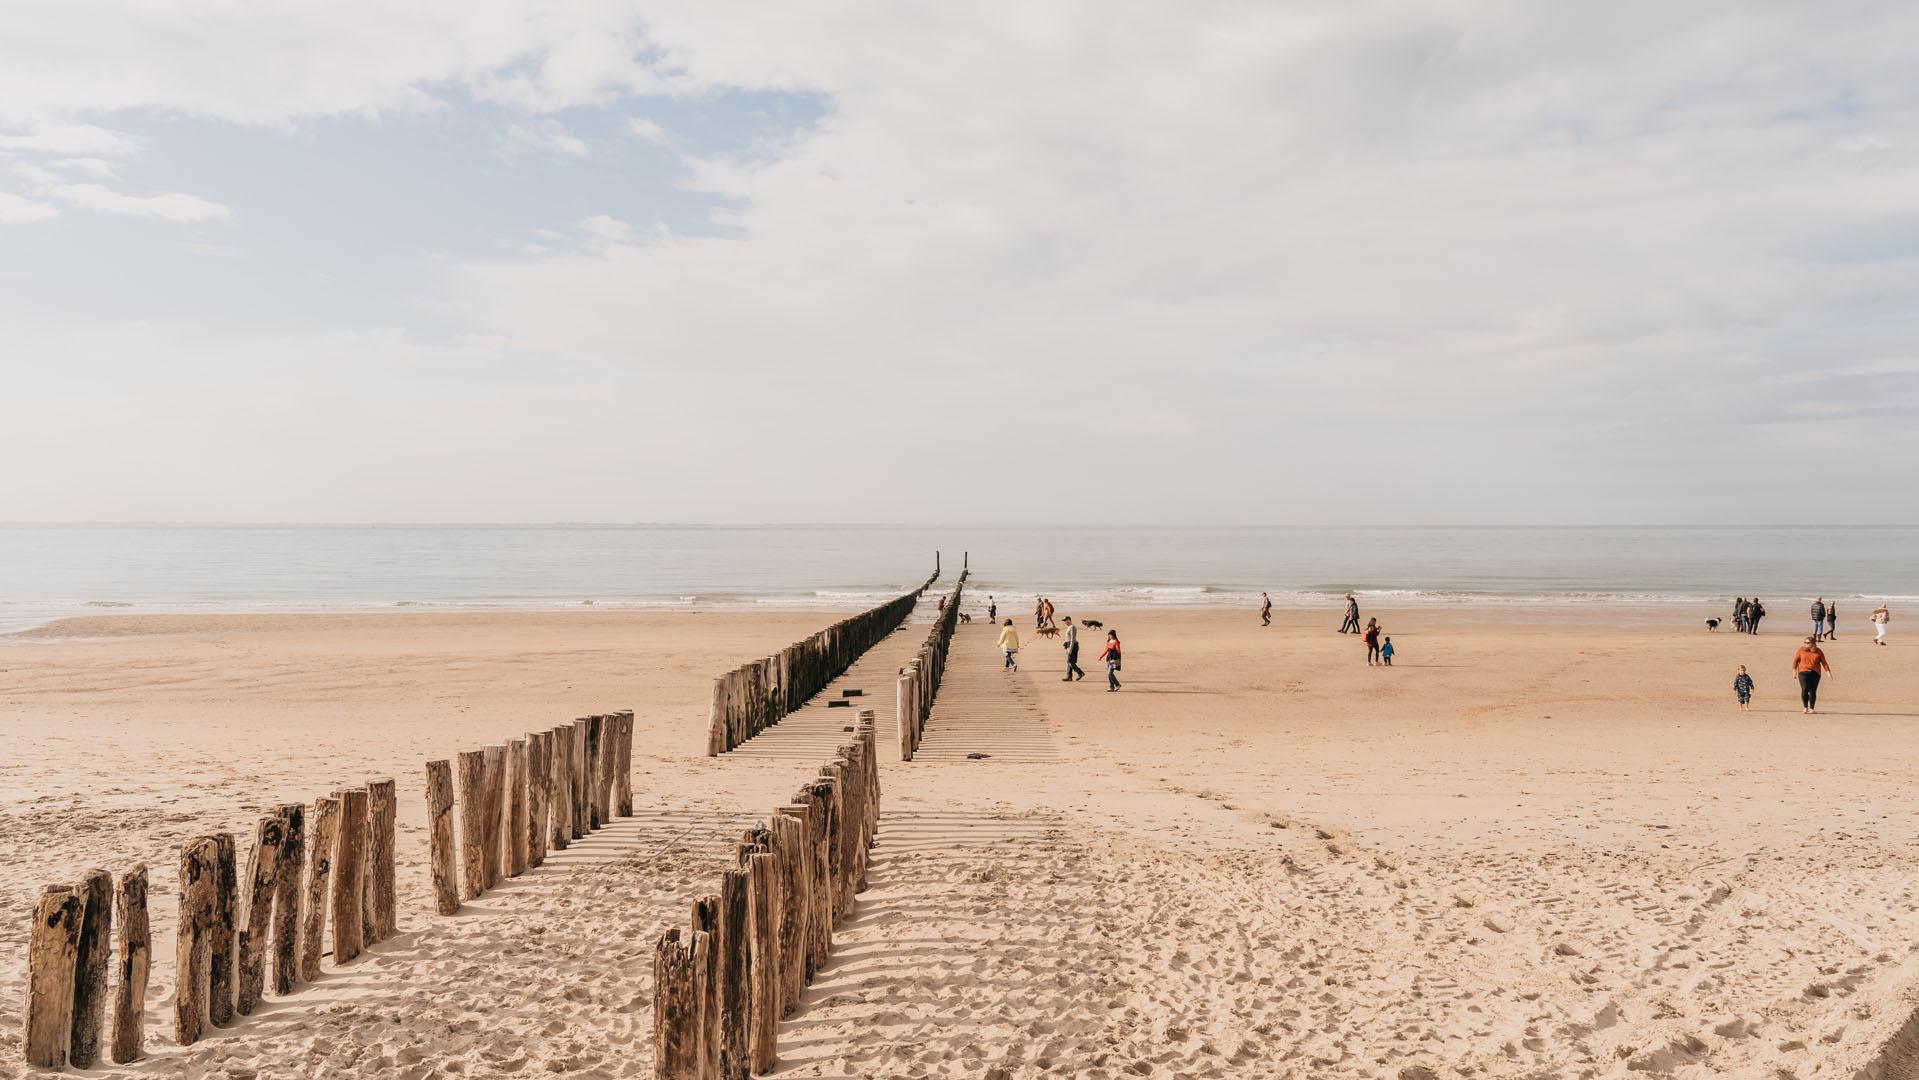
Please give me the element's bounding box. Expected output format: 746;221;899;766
425;710;635;914
896;570;967;760
654;711;880;1078
706;566;939;755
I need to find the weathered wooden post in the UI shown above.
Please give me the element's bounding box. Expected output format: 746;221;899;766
896;668;914;761
746;852;779;1074
481;745;506;887
300;795;339;980
813;773;843;921
455;750;487;899
366;778;398;942
798;790;830;970
506;740;528;877
24;885;83;1067
769;814;806;1014
271;801;305;995
69;868;112;1068
653;928;708;1080
209;832;237;1027
692;895;723;1078
548;726;572;850
571;719;590;837
110;864;149;1064
424;760;461;915
525;732;547;868
332;787;368;964
718;868;750;1080
236;812;286;1014
584;714;605;829
616;709;635;816
174;837;219;1045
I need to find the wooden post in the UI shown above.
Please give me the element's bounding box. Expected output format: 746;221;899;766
69;868;112;1068
548;727;572;850
572;718;590;835
506;740;528;877
24;885;83;1068
525;732;547;869
770;814;807;1012
746;853;780;1074
235;813;285;1015
456;750;487;899
425;760;460;915
598;714;618;826
300;795;339;980
814;773;843;921
797;791;830;971
481;745;506;887
271;801;304;995
208;831;237;1027
717;869;750;1080
775;805;816;982
110;864;149;1065
332;787;368;964
616;709;634;817
174;837;219;1045
585;715;606;829
365;778;397;943
693;896;723;1079
653;929;709;1080
897;670;913;761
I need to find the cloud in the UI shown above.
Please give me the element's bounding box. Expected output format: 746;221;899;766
49;157;119;178
0;191;58;223
44;181;231;222
627;116;668;144
0;122;140;156
499;118;589;158
578;214;633;242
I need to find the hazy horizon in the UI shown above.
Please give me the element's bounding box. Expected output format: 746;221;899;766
5;3;1917;523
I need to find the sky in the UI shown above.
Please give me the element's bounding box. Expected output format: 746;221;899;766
2;1;1916;525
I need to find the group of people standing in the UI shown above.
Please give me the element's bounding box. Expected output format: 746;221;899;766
993;596;1123;690
1731;596;1767;633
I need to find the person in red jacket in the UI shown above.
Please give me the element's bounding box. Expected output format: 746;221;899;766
1363;618;1383;666
1791;636;1833;714
1100;630;1123;692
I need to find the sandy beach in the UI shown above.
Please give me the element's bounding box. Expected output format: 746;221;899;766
4;602;1917;1078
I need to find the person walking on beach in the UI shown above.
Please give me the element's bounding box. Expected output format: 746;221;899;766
1733;666;1754;712
1872;603;1890;645
1034;597;1045;630
988;596;996;621
1380;637;1395;666
1339;593;1361;634
1260;592;1272;627
997;619;1020;671
1100;629;1122;691
1061;616;1085;682
1792;635;1832;714
1734;597;1749;633
1363;618;1383;666
1811;597;1826;640
1043;597;1056;629
1747;597;1766;634
1825;601;1838;641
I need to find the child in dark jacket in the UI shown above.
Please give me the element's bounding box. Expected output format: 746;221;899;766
1733;666;1754;712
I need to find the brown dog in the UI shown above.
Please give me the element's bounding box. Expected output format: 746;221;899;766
1035;625;1062;640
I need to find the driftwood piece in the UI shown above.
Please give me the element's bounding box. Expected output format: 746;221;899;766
236;813;286;1015
332;787;368;964
456;750;487;899
271;801;305;995
366;777;397;942
746;852;780;1074
300;795;340;980
24;885;83;1068
208;831;237;1027
481;746;506;886
425;759;460;914
69;868;112;1067
174;837;220;1045
110;864;150;1064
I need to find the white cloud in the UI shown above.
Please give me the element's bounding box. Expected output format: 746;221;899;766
578;214;633;242
0;122;140;156
627;116;668;144
500;119;590;158
45;182;231;222
0;191;58;223
1836;134;1894;153
49;157;118;178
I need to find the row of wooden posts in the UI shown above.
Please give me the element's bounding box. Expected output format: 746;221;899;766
424;711;635;914
897;571;967;760
654;712;881;1079
705;567;939;755
23;779;399;1068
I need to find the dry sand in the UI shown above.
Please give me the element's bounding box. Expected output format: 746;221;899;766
3;603;1917;1078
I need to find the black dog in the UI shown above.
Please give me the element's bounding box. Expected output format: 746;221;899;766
1704;618;1720;631
1082;619;1104;629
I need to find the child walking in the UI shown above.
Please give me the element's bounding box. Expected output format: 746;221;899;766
1733;665;1754;712
1380;637;1394;666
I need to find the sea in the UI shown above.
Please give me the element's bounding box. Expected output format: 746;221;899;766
0;524;1913;635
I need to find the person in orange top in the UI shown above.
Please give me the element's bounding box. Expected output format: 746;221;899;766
1791;636;1833;714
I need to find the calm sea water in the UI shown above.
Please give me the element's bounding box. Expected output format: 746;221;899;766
0;525;1913;633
